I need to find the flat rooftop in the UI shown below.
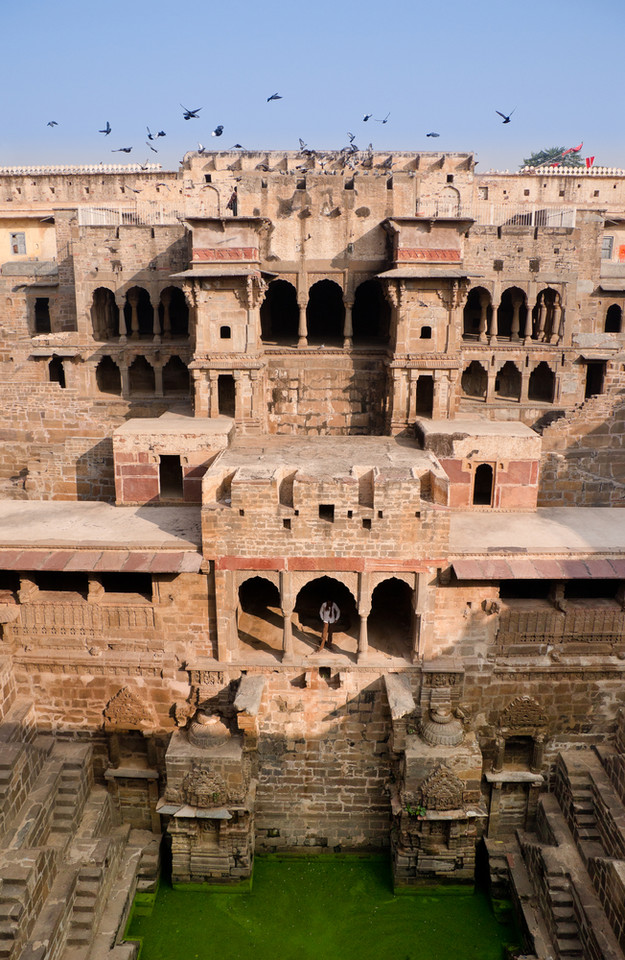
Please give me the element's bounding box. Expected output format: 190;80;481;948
0;502;202;573
114;414;233;438
450;507;625;556
418;420;539;439
210;436;439;479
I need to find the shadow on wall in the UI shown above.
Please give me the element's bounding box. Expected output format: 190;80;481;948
75;438;115;501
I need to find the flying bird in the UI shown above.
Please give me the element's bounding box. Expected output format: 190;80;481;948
347;132;356;143
363;113;373;122
156;130;166;138
376;112;391;124
197;143;207;155
426;132;440;138
181;105;201;119
496;109;515;124
46;121;58;127
212;125;224;137
267;92;282;101
231;143;244;149
146;126;154;140
112;147;132;153
99;121;111;135
146;142;158;153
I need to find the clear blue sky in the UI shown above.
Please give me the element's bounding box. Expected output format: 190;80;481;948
3;0;624;172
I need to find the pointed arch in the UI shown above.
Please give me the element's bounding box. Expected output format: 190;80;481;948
91;287;119;340
306;279;345;344
260;279;299;343
463;286;491;339
495;361;521;401
461;360;487;399
352;278;390;342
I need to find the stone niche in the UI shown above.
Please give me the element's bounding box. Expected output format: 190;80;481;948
159;675;265;884
385;671;486;884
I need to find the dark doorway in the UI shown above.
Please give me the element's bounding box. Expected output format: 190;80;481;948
163;356;190;394
159;455;183;499
368;578;413;658
239;577;282;613
294;576;357;640
160;287;189;338
528;362;555;403
415;376;434;417
306;280;344;344
34;297;51;334
495;361;521;401
48;355;65;388
605;304;622;333
124;287;154;337
260;280;299;343
96;356;122;395
128;356;155;394
352;279;390;342
462;287;491;339
91;288;119;339
218;374;236;416
473;464;493;505
584;361;605;399
461;361;487;399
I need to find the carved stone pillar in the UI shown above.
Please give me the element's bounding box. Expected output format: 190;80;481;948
520;368;530;403
162;289;172;338
492;736;505;773
116;295;127;342
128;292;139;339
151;297;160;343
281;573;295;663
208;371;219;418
343;299;353;348
488;299;499;343
511;295;522;341
478;291;489;343
407;370;418;422
297;298;307;347
531;734;545;774
119;362;130;398
154;363;163;397
536;293;547;341
551;296;562;344
358;572;371;663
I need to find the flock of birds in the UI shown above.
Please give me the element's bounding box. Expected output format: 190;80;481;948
44;97;519;168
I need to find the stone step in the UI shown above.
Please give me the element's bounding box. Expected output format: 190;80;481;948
0;922;17;941
556;922;579;937
552;906;574;920
556;938;583;956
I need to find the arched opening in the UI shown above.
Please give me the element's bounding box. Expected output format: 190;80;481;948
495;361;521;401
162;356;190;394
160;287;189;338
34;297;51;334
352;279;390;343
416;375;434;417
48;355;65;388
473;464;493;506
260;280;299;343
368;578;414;658
96;356;121;395
91;288;119;340
461;361;487;399
497;287;527;340
528;362;555;403
124;287;154;338
420;326;432;340
306;279;344;344
531;289;558;341
294;576;358;650
605;304;622;333
128;356;155;394
218;374;235;416
463;287;491;339
437;185;460;217
237;577;284;658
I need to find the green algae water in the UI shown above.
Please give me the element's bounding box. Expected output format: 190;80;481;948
125;857;519;960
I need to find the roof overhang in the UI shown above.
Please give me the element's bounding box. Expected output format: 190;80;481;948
452;557;625;580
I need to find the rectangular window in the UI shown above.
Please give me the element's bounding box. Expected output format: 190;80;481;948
159;455;183;499
601;236;614;259
10;232;26;255
318;504;334;522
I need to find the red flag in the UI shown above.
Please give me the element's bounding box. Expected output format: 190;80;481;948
585;156;595;168
562;141;583;157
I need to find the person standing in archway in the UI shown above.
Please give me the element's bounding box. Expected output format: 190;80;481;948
319;600;340;651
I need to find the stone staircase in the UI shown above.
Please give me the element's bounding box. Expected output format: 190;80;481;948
0;697;160;960
500;728;625;960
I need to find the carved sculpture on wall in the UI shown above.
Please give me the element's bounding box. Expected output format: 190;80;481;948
182;767;228;808
499;696;548;732
418;763;464;811
103;687;152;729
